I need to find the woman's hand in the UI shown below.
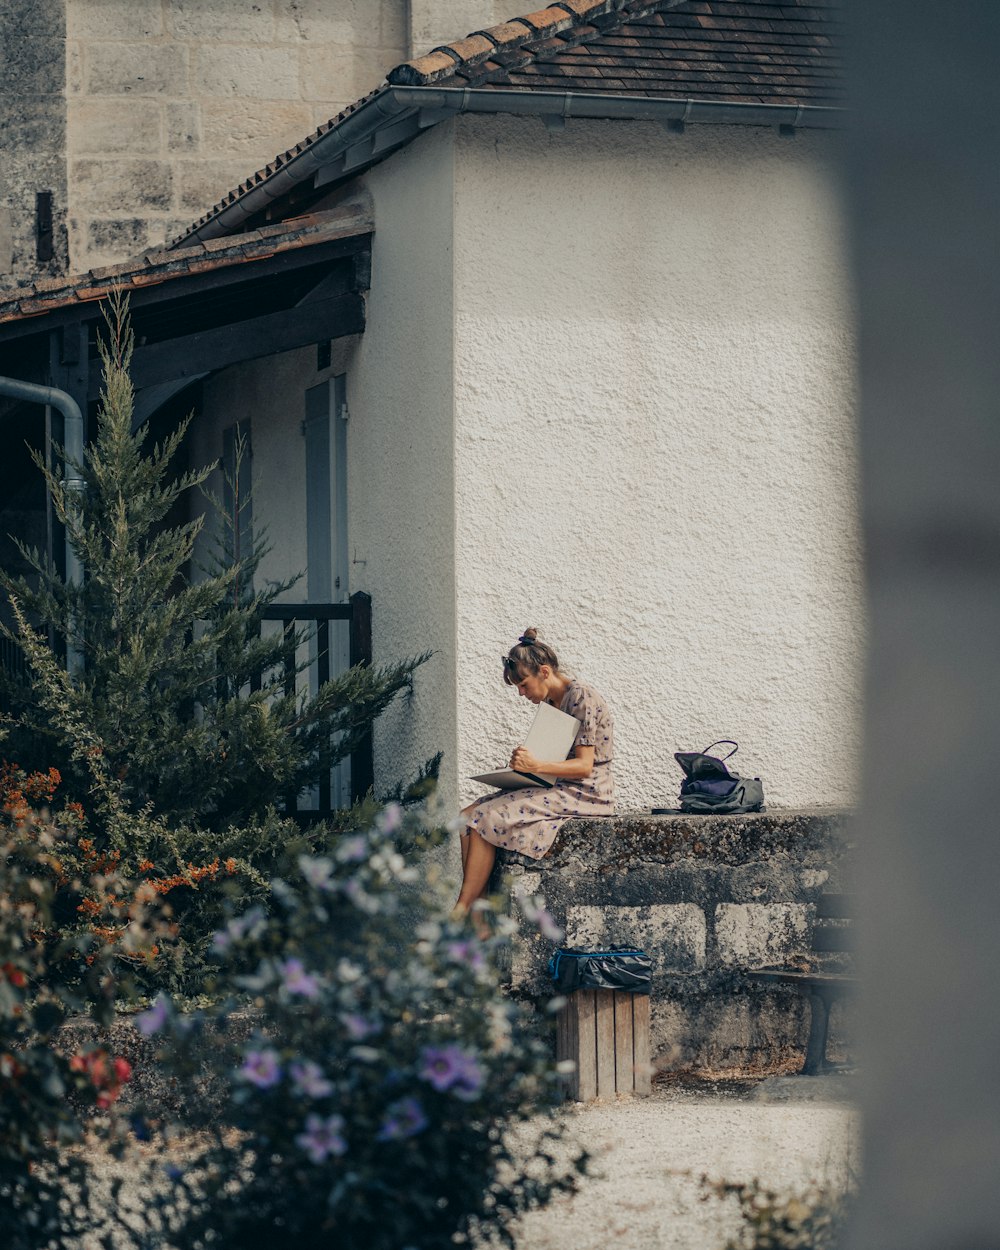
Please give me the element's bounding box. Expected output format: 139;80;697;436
510;746;541;774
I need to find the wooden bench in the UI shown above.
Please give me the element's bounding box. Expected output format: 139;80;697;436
746;893;857;1075
556;989;652;1101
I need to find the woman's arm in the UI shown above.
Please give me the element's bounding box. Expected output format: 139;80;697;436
509;744;595;780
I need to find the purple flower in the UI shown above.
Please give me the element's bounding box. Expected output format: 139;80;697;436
240;1048;282;1089
135;994;170;1036
298;855;334;890
336;835;368;863
212;906;266;953
376;803;403;834
342;1013;378;1041
280;957;321;1000
376;1096;428;1141
290;1060;334;1098
535;907;564;943
419;1045;485;1100
443;939;486;972
521;895;564;943
295;1113;347;1162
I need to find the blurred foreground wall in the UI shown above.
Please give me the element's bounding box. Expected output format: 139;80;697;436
849;3;1000;1247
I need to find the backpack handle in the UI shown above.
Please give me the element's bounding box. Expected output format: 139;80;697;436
703;740;738;761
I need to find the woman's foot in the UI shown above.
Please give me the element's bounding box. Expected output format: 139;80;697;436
452;901;492;942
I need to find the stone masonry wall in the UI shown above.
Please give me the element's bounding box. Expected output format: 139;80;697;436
495;809;855;1072
0;0;69;281
1;0;521;281
63;0;409;272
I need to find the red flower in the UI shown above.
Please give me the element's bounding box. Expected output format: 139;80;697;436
1;962;26;988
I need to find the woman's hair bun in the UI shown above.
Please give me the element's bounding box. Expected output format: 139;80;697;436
518;628;539;645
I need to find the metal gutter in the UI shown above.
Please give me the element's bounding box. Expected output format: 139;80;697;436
176;85;846;247
0;375;85;674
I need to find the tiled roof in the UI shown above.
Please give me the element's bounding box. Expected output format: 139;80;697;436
0;208;371;327
176;0;841;245
391;0;842;105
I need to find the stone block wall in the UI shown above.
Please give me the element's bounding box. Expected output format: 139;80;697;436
495;809;855;1072
64;0;409;271
0;0;69;280
0;1;520;282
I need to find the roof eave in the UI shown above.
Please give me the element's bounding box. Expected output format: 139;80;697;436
173;85;846;249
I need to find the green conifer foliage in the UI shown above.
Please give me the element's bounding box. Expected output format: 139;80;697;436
1;294;428;837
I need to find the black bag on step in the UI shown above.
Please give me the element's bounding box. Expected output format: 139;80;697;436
674;740;765;814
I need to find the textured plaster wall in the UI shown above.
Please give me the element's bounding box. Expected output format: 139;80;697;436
62;0;409;271
345;125;459;800
0;0;69;281
451;114;863;812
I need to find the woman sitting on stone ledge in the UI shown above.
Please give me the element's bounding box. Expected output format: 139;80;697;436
455;628;615;932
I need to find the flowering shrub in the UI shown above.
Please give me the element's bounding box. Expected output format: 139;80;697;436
0;796;161;1250
0;758;271;998
703;1176;856;1250
139;801;587;1250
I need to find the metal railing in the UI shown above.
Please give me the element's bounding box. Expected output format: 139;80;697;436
257;591;373;814
0;592;375;816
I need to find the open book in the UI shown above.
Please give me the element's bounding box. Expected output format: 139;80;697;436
470;701;581;791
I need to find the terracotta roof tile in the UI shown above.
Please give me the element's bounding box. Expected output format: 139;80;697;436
32;275;75;295
555;0;616;17
476;19;536;49
0;210;373;327
518;6;576;34
18;292;84;317
88;259;144;281
438;34;495;64
392;48;461;85
76;282;126;304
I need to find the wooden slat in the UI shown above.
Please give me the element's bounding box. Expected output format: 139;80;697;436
261;602;352;621
632;994;652;1095
575;991;598;1102
812;922;855;953
595;990;616;1099
614;991;634;1095
124;292;365;391
816;893;854;920
565;994;580;1101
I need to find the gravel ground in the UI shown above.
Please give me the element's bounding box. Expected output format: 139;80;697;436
76;1073;859;1250
493;1074;860;1250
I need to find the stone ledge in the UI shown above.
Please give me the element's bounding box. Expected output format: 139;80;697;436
493;809;856;1071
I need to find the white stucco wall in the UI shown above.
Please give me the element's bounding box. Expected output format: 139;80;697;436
347;124;459;800
183;124;460;806
449;115;863;811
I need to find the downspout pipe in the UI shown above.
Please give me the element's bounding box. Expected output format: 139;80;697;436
0;375;85;674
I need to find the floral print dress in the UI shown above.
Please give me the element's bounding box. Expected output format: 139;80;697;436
467;680;615;860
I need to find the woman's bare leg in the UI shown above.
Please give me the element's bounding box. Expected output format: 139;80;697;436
456;831;496;913
459;804;477;874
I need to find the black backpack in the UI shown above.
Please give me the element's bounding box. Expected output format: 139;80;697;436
673;740;765;814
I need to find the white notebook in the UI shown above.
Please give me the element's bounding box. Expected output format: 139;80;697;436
470;700;581;792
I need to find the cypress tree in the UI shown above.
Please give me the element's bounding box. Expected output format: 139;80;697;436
0;293;428;840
